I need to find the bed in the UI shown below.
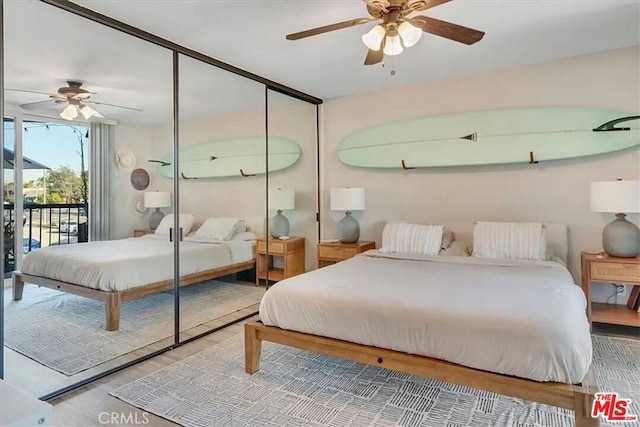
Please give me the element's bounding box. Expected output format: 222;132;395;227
245;222;599;427
13;218;257;331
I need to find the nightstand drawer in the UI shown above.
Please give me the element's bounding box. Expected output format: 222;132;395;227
317;245;357;260
590;262;640;283
257;241;284;255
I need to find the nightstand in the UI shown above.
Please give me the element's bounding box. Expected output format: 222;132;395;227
133;228;154;237
256;237;305;284
317;241;376;268
581;251;640;328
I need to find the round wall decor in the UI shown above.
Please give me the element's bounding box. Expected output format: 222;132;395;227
115;149;136;170
130;168;150;191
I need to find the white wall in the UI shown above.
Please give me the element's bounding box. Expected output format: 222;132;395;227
320;46;640;303
110;125;154;239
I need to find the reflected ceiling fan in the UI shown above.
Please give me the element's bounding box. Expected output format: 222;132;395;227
286;0;485;65
9;80;142;121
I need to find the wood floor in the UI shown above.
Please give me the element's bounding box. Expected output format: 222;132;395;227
12;313;640;426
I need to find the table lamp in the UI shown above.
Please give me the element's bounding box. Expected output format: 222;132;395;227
590;179;640;258
268;188;295;238
331;187;365;243
144;191;171;230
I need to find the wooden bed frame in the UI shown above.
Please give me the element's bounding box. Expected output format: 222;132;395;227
245;321;600;427
12;260;255;331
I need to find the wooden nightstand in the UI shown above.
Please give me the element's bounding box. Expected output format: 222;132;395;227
256;237;305;284
133;228;154;237
581;251;640;328
317;241;376;268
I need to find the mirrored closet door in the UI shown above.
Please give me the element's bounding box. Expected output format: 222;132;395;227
264;90;318;283
176;54;266;342
2;0;175;397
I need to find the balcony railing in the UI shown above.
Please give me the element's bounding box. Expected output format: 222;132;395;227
4;203;87;274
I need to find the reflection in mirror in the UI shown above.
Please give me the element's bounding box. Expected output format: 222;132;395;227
3;0;173;397
170;54;265;341
266;90;318;281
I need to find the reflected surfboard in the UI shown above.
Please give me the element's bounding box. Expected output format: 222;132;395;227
154;137;301;179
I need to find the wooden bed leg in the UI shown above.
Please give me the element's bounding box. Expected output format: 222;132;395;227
105;293;122;331
12;273;24;301
574;390;599;427
245;322;262;374
575;366;599;427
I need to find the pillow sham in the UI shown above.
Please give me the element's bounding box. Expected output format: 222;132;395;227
387;220;454;250
441;229;455;250
195;217;243;241
379;222;444;256
473;221;546;261
231;231;258;241
155;213;195;236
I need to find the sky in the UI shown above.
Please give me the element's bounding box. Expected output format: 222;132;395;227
4;121;89;183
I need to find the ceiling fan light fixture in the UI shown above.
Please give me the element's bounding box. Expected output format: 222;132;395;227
361;25;386;51
79;103;103;120
398;21;422;48
60;104;78;121
383;34;403;56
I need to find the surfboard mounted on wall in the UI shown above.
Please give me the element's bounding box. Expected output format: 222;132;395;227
337;107;640;169
151;137;301;179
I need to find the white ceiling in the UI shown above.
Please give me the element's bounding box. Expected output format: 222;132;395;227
3;0;639;125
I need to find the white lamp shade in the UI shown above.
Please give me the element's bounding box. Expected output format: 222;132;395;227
362;25;386;51
59;104;78;121
144;191;171;208
590;180;640;213
383;34;404;56
331;188;365;211
268;188;295;210
398;21;422;48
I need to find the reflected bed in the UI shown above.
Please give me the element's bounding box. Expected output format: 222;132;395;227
13;234;255;331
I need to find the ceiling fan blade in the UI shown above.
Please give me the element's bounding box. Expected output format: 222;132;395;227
411;16;485;45
364;48;384;65
408;0;452;12
84;100;143;112
19;99;57;110
5;88;52;96
286;17;375;40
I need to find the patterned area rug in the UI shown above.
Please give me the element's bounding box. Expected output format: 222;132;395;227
4;281;263;376
110;334;640;427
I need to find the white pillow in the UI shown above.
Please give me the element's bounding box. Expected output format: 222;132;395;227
379;222;444;256
232;231;258;241
195;217;242;241
155;214;195;236
473;221;546;260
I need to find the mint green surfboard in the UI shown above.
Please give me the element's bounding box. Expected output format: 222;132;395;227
338;107;640;168
155;137;301;179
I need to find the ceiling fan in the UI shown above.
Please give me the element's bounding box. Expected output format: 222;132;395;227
286;0;485;65
8;81;142;121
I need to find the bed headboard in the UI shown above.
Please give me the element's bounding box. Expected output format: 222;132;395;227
437;221;568;264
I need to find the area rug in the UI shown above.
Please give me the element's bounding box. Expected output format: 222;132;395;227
3;281;263;376
110;334;640;427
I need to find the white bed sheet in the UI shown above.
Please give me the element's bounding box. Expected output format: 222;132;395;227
259;251;592;384
20;235;254;292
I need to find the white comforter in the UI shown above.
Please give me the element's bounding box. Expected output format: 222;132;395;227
260;252;592;384
20;235;253;292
